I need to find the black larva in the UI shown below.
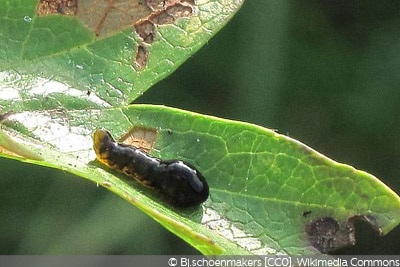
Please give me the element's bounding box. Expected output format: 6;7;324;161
93;129;209;207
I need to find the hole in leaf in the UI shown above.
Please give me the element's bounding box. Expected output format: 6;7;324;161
37;0;195;69
133;0;194;69
305;217;355;254
134;45;149;69
332;218;382;254
164;4;192;20
306;215;383;254
134;20;156;44
119;125;157;153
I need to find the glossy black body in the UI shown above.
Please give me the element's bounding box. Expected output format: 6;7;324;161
93;129;209;207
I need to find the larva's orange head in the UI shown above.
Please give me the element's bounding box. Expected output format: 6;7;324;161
93;129;115;161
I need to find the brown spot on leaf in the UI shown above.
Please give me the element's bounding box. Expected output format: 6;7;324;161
147;3;193;26
37;0;78;16
134;45;149;69
133;0;194;69
77;1;150;37
119;126;157;153
305;217;355;254
37;0;195;69
76;0;194;38
146;0;168;11
134;19;156;43
146;0;192;11
181;0;195;5
165;4;192;20
150;10;175;25
306;215;383;254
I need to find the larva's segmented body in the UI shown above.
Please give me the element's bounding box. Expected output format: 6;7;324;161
93;129;209;207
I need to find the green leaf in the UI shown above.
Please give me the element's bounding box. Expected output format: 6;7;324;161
1;0;399;255
1;105;400;255
0;0;244;108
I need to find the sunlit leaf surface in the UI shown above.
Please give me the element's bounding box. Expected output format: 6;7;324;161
1;0;399;255
0;0;244;108
1;105;399;255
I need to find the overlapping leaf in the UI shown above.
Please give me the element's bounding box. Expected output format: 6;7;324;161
1;0;399;255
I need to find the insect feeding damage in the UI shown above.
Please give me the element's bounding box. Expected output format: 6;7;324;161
36;0;196;69
93;129;209;207
37;0;78;16
305;217;354;254
119;126;157;153
305;215;383;254
134;1;195;69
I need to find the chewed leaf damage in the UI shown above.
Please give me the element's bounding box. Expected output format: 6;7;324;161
36;0;195;69
133;1;195;69
305;215;384;254
306;217;353;254
37;0;78;16
119;125;157;153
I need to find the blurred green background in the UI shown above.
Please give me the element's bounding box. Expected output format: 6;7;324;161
1;0;400;254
